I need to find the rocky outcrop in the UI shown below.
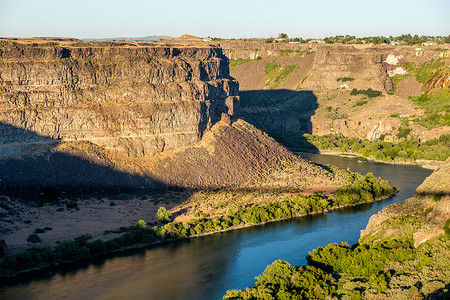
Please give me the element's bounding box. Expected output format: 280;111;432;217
361;158;450;247
146;119;340;188
0;39;239;157
422;64;450;93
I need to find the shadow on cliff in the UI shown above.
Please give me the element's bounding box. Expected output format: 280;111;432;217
239;89;319;152
0;123;182;201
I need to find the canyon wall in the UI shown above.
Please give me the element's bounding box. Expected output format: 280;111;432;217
0;40;239;157
206;40;449;142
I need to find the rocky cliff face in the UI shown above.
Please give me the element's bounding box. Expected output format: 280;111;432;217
0;39;239;157
207;41;449;142
0;39;344;197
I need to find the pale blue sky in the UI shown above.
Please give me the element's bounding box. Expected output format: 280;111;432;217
1;0;449;39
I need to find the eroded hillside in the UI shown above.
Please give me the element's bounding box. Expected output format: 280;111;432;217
213;41;450;144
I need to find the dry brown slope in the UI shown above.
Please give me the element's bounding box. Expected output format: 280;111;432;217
146;118;342;189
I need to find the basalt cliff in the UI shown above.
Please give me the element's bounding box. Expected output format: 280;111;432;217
0;39;239;157
0;39;341;198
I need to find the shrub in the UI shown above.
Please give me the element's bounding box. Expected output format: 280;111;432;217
354;100;368;107
444;219;450;239
137;220;147;229
66;201;78;209
34;228;45;233
350;88;382;98
27;234;42;243
337;77;354;82
156;206;172;223
109;201;116;206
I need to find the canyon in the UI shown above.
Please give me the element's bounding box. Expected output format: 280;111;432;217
205;40;450;143
1;38;343;196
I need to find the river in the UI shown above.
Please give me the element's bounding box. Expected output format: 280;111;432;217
0;154;432;300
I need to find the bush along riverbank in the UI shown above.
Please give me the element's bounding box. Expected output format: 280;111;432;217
223;235;450;299
0;171;397;277
305;134;450;164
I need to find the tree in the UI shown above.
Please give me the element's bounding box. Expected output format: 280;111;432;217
156;207;172;223
278;33;288;39
137;220;147;229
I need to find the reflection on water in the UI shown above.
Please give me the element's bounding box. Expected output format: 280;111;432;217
0;155;432;300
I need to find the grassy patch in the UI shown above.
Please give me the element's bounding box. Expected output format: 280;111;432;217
354;100;368;107
324;107;348;120
415;59;445;84
337;77;355;82
350;88;382;98
229;58;252;71
279;49;293;57
264;63;300;89
400;59;444;84
390;73;411;94
411;89;450;129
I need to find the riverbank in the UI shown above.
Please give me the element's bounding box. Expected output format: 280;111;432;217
0;171;397;278
301;133;450;170
224;159;450;300
297;150;444;170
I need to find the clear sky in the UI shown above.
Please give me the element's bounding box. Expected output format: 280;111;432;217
1;0;449;39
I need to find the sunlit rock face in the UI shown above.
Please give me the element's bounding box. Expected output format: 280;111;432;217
0;40;240;157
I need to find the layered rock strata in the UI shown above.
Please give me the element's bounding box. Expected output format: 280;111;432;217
0;40;239;157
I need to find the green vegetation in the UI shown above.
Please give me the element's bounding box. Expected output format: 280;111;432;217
390;59;445;96
156;206;172;223
332;172;398;205
389;73;411;94
414;59;445;84
324;107;348;120
350;88;382;98
224;261;336;299
224;234;450;299
354;100;368;107
264;63;299;89
279;49;293;57
397;121;412;139
445;219;450;239
410;89;450;129
0;172;396;277
229;58;252;71
306;134;450;162
323;34;450;45
137;220;147;229
337;77;355;82
26;234;41;243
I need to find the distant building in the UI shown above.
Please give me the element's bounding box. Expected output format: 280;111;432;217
423;41;437;46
